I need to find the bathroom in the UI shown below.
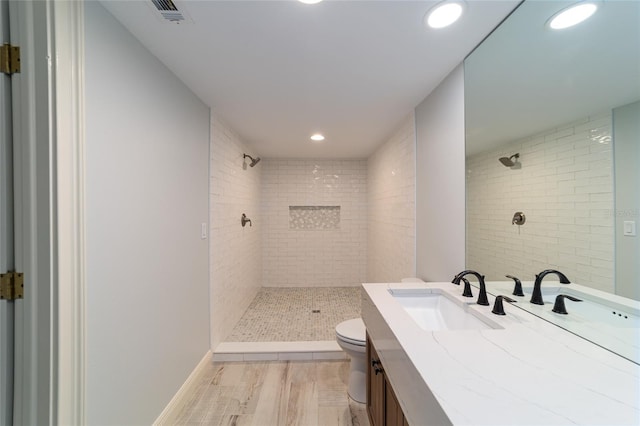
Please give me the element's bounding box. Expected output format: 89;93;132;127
2;0;638;424
73;2;460;422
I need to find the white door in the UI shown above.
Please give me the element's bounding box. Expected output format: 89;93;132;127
0;1;82;422
0;0;15;423
3;0;56;424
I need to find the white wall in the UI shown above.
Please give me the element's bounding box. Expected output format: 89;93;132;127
367;114;416;282
85;3;210;424
261;159;367;287
466;113;614;292
209;114;262;349
415;65;466;281
613;100;640;300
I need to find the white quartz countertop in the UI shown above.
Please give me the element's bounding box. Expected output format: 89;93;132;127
362;282;640;426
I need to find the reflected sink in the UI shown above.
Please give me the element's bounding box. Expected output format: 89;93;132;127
483;281;640;365
390;290;494;331
522;287;640;328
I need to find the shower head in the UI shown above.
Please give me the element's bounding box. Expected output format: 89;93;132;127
499;153;519;167
243;154;261;167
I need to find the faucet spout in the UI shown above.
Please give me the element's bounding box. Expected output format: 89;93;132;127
452;270;489;306
530;269;571;305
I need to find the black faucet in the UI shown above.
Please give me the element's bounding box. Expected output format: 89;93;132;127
492;295;516;315
552;294;582;314
506;275;524;297
452;270;489;306
458;277;473;298
530;269;571;305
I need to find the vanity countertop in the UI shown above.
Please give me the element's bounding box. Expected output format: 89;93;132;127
362;282;640;426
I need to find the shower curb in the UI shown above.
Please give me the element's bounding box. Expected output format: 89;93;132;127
212;340;347;362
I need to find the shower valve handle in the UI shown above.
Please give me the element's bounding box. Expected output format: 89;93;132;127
512;212;526;225
241;213;252;227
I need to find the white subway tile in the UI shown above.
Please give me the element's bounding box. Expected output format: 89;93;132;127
467;113;613;289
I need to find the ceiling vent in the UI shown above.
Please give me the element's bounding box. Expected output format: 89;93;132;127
150;0;188;23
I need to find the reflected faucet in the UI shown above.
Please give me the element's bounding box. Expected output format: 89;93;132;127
452;270;489;306
530;269;571;305
506;275;524;297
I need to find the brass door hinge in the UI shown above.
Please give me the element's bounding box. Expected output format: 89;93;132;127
0;272;24;301
0;43;21;75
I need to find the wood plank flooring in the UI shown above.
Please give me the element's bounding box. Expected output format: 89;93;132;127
174;360;370;426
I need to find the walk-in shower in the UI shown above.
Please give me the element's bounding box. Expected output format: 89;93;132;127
213;157;369;361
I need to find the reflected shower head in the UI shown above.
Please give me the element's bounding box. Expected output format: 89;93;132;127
243;154;261;167
499;153;519;167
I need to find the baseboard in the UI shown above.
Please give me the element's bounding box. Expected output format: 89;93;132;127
153;350;212;425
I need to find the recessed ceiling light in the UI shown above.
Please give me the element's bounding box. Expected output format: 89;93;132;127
425;1;465;29
310;134;325;142
548;2;598;30
298;0;323;4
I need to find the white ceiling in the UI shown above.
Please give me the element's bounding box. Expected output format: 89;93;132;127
100;0;519;159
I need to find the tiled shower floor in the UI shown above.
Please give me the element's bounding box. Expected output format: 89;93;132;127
214;287;362;361
225;287;362;342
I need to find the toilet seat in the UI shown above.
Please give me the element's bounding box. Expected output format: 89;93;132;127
336;318;366;347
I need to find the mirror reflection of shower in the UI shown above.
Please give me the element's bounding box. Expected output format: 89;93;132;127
499;153;520;168
243;153;261;170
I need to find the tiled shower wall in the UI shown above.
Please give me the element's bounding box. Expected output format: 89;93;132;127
466;112;614;292
261;160;367;287
367;113;417;282
210;114;262;348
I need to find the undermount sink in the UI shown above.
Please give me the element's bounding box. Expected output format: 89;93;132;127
389;289;494;331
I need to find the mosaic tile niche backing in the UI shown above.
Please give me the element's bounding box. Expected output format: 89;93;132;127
289;206;340;230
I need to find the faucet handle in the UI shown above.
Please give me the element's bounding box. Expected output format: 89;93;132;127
552;294;582;314
460;277;473;298
506;275;524;297
492;295;516;315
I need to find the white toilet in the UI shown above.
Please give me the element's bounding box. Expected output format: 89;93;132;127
336;278;424;403
335;318;367;403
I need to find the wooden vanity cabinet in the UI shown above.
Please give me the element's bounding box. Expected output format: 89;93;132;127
366;334;409;426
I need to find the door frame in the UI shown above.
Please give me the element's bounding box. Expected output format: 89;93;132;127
52;1;86;425
0;0;15;422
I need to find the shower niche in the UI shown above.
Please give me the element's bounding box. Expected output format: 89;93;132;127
289;205;340;230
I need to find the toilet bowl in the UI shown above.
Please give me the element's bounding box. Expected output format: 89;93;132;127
335;318;367;403
336;280;423;403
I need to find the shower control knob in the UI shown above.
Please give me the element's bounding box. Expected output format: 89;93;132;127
512;212;526;225
241;213;252;227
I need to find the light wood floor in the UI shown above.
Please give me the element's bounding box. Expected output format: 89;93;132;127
175;360;370;426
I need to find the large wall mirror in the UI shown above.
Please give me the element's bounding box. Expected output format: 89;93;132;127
464;0;640;364
465;0;639;301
